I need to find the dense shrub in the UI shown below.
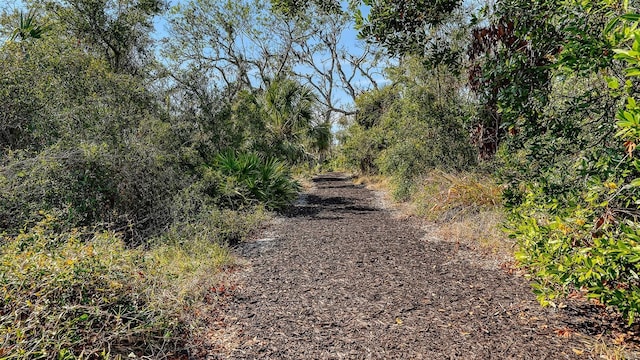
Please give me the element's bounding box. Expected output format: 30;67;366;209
0;216;176;358
212;152;301;211
339;123;386;174
0;142;182;243
0;30;187;244
0;38;161;154
0;205;263;358
339;58;476;199
482;0;640;323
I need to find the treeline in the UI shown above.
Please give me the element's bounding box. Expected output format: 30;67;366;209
336;0;640;324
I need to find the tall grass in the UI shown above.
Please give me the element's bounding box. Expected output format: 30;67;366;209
413;170;502;221
410;171;508;251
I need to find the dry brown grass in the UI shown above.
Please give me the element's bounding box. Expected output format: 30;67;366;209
353;171;510;253
413;170;502;220
434;209;512;254
408;170;511;253
576;334;636;360
352;174;388;189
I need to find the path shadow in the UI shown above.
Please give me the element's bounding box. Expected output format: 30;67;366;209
306;194;354;206
284;175;379;218
319;184;365;190
337;205;378;213
284;204;322;218
285;193;374;218
312;175;351;183
560;302;640;340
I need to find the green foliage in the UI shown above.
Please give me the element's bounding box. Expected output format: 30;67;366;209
261;78;318;163
353;86;398;129
492;0;640;324
0;34;164;153
0;216;176;358
271;0;341;17
339;57;476;198
510;184;640;323
0;18;186;244
212;152;301;211
9;10;50;42
354;0;462;55
308;121;332;160
51;0;165;74
339;120;386;175
0;142;182;243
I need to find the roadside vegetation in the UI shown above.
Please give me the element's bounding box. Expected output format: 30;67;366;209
0;0;339;357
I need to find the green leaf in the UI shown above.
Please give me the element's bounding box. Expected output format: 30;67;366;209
621;14;640;22
605;17;621;34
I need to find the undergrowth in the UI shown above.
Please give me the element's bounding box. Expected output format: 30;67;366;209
411;171;508;252
355;170;508;252
0;207;267;359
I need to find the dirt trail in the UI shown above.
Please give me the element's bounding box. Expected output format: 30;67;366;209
217;173;589;359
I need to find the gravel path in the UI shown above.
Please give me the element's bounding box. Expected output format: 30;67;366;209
217;173;591;359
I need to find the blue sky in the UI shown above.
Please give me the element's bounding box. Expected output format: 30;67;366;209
1;0;386;118
152;0;388;120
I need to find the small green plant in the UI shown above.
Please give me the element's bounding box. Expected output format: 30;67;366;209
9;10;50;42
213;151;300;211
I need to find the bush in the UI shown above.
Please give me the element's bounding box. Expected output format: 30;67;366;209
338;58;476;182
0;142;182;244
509;184;640;323
0;37;161;155
501;8;640;325
0;215;176;359
212;152;301;211
168;182;270;245
338;123;386;174
0;205;259;358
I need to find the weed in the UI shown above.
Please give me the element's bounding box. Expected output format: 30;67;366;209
412;170;502;222
0;216;173;359
0;206;266;358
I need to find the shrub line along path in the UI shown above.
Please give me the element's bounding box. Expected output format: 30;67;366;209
214;173;592;359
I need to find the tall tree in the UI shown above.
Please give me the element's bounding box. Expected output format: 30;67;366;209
163;0;382;123
47;0;165;74
353;0;463;56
